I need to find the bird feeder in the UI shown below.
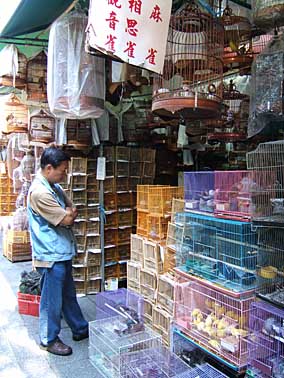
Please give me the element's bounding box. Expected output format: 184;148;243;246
27;51;47;102
47;11;105;119
29;109;55;143
221;5;253;73
152;2;224;120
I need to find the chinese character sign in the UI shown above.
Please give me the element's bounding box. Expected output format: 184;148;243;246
87;0;172;74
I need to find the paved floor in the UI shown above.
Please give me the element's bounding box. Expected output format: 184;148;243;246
0;247;104;378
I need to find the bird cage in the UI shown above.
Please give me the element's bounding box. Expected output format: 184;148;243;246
221;5;253;72
252;0;284;31
47;10;105;119
184;171;215;213
6;133;29;180
66;119;92;147
27;51;47;102
246;140;284;227
29;109;55;143
0;94;28;134
0;45;27;88
248;301;284;378
152;2;224;120
256;227;284;306
248;33;284;138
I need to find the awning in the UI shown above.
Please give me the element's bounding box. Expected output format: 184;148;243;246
0;0;76;38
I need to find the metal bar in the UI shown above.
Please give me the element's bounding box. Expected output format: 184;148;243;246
99;144;105;292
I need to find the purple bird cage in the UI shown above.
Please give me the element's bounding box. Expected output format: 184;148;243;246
184;171;215;213
248;301;284;378
94;288;144;322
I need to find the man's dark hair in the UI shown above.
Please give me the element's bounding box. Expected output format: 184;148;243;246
40;147;70;169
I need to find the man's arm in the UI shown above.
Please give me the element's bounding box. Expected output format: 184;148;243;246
60;207;78;226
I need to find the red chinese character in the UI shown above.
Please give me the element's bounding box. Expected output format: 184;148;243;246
125;18;138;37
128;0;142;14
124;41;136;58
145;48;157;65
105;35;117;52
106;11;119;30
108;0;121;8
150;5;162;22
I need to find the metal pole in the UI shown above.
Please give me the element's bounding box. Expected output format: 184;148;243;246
99;144;105;292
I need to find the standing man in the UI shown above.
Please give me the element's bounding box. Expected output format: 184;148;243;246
27;146;88;356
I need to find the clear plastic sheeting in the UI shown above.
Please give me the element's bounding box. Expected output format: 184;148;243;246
252;0;284;31
248;34;284;138
47;11;105;119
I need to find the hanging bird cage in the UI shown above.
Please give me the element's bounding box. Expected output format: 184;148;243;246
47;10;105;119
252;0;284;31
0;46;27;89
27;51;47;102
29;109;55;143
66;119;92;147
152;2;224;120
221;5;253;73
0;94;28;134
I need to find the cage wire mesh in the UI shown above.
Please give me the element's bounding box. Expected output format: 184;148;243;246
246;140;284;227
184;171;215;213
152;1;224;120
248;301;284;378
175;212;257;293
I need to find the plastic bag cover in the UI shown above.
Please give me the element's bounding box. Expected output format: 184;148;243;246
47;11;105;119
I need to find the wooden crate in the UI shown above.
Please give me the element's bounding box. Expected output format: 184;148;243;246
75;235;86;252
140;268;157;302
74;280;86;295
153;306;172;346
116;177;129;191
86;220;99;235
119;262;127;279
69;189;87;206
73;220;87;236
143;298;154;324
157;274;176;314
137;210;148;237
104;193;117;210
69;157;88;174
69;174;87;190
166;222;184;252
118;209;133;226
104;245;118;263
87;159;97;174
115;161;129;176
87;265;101;279
148;186;184;216
117;242;130;261
87;190;99;205
87;174;99;191
104;177;116;193
130;234;144;265
117;192;132;209
87;251;101;266
143;239;163;274
127;260;141;293
105;263;119;279
163;247;176;273
105;210;118;227
73;251;86;265
6;241;32;262
72;265;86;280
171;198;185;223
104;146;115;162
6;230;30;244
118;226;132;245
86;279;101;294
85;235;100;252
104;228;118;246
147;214;169;241
116;146;130;161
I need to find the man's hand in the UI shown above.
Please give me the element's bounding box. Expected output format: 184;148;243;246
60;207;78;226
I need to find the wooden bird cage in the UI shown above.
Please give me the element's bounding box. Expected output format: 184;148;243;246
0;48;27;89
152;2;224;120
29;109;55;143
66;118;92;147
221;6;253;73
0;94;28;134
27;51;47;102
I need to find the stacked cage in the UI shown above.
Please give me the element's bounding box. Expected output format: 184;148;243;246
174;274;254;372
248;301;284;378
175;212;257;294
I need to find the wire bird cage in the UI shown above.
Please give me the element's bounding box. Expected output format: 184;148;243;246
222;5;253;73
152;2;224;120
89;316;161;377
27;51;47;102
0;48;27;89
94;288;144;321
175;212;257;293
184;171;215;213
248;301;284;378
120;342;192;377
0;94;28;134
256;227;284;307
214;170;257;221
246;140;284;227
174;276;254;371
252;0;284;31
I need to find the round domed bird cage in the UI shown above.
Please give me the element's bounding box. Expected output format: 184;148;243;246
221;5;253;73
47;10;105;119
252;0;284;31
0;94;28;134
152;2;224;120
27;51;47;102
